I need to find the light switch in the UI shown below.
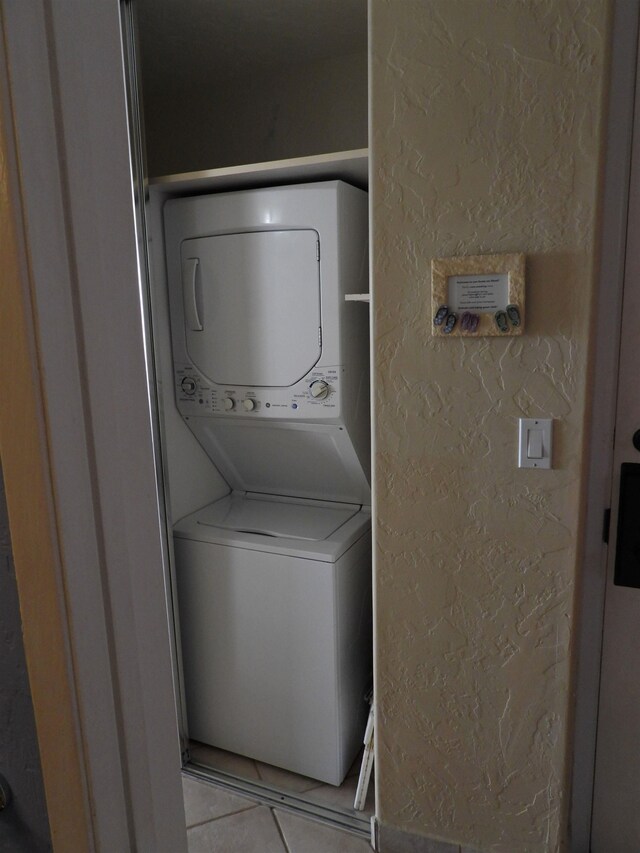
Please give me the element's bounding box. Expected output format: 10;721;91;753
527;429;543;459
518;418;553;469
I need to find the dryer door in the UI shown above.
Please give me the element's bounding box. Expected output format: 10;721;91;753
180;229;321;387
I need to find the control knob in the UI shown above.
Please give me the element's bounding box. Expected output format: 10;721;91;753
223;397;235;411
243;398;256;412
181;376;197;395
309;380;329;400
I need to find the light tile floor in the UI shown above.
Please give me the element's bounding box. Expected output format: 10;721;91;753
189;741;375;816
184;743;374;852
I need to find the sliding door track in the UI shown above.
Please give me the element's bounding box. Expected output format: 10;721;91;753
183;761;371;839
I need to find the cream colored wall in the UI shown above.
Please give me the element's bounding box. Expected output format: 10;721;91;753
370;2;611;851
143;51;367;176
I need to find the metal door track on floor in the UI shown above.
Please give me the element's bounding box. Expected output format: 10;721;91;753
184;763;371;840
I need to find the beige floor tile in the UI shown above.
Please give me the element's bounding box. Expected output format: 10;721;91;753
182;776;257;828
274;810;373;852
305;771;375;816
187;807;287;853
255;760;323;793
190;741;261;780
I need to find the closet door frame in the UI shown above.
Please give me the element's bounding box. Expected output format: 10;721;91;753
0;2;186;850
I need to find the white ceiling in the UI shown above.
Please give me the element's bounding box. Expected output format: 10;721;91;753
136;0;367;91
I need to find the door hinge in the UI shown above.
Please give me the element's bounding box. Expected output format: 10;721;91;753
603;507;611;544
316;240;320;261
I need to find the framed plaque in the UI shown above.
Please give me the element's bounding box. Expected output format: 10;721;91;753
431;253;525;337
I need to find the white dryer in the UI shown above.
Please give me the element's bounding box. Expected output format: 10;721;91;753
164;182;371;785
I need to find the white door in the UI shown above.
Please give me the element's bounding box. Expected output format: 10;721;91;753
0;2;188;850
591;51;640;851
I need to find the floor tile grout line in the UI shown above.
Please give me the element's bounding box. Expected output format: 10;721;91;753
186;803;259;831
270;808;292;853
302;781;325;793
253;762;317;792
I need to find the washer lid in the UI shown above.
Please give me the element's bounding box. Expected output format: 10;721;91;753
195;493;359;541
181;229;321;387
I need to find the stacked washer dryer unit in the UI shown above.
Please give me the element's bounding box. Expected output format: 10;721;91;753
164;181;371;787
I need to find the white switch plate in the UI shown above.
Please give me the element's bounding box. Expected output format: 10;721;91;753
518;418;553;469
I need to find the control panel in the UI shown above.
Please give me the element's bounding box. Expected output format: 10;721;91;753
174;365;343;420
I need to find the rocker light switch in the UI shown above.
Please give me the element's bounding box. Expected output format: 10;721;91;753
527;429;543;459
518;418;552;469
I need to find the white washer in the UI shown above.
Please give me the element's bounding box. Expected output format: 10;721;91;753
164;182;371;785
174;493;371;786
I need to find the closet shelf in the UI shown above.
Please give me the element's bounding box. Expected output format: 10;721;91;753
149;149;369;196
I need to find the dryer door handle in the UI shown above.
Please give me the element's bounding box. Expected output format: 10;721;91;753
182;257;203;331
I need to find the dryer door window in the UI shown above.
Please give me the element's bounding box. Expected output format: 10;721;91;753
180;229;321;387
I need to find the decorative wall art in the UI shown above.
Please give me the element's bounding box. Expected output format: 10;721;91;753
431;253;525;337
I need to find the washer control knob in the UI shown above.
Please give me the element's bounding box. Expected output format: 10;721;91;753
309;380;329;400
243;398;256;412
181;376;197;395
224;397;235;411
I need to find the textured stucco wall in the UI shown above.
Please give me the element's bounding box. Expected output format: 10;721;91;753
370;2;610;851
